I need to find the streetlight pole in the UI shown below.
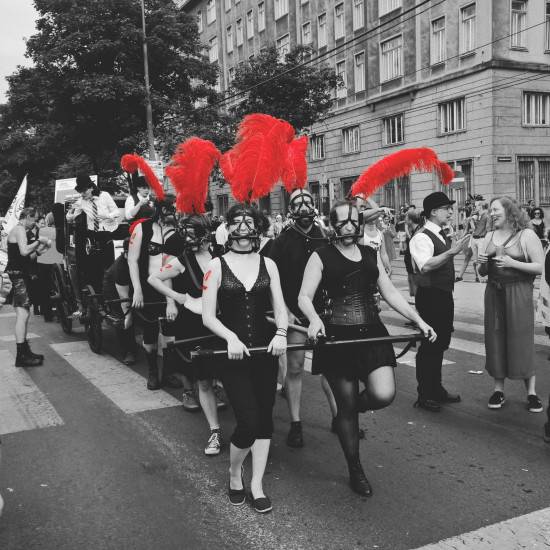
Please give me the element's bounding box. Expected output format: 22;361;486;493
141;0;156;161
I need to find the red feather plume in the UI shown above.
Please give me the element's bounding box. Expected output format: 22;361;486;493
281;136;309;192
230;114;295;201
165;137;221;215
121;153;165;201
219;150;236;184
350;148;454;198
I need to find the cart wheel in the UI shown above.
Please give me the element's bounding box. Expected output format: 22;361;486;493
86;320;103;354
52;264;73;335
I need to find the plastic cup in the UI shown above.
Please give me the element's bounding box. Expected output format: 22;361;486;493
494;245;504;261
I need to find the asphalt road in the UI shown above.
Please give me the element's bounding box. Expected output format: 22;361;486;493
1;259;550;550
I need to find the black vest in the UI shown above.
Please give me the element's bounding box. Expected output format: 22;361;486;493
415;227;454;294
128;193;155;223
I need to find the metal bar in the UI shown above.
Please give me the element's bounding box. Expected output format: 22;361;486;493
189;333;424;360
167;334;217;348
266;316;308;335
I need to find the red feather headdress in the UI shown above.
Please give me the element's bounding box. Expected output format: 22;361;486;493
228;113;295;202
281;136;309;193
121;153;165;201
165;137;221;215
350;148;454;198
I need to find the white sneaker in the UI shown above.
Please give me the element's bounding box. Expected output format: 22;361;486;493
204;431;221;455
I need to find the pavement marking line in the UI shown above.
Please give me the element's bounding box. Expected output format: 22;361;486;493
0;333;39;342
381;309;550;347
0;350;64;436
412;506;550;549
0;311;16;317
393;347;454;366
50;341;181;414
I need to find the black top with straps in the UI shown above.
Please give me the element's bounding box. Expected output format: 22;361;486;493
218;255;274;347
6;241;30;273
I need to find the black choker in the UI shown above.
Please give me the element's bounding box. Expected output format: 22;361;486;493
229;248;254;255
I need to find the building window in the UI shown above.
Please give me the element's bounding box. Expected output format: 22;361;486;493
518;159;535;204
523;92;550;126
214;76;221;94
342;126;360;154
439;98;465;134
218;194;229;217
228;67;235;83
310;135;325;160
225;0;231;10
431;17;446;65
277;34;290;60
383;179;396;210
511;1;527;48
383;114;404;145
396;175;410;206
380;35;403;82
336;60;346;99
275;0;289;19
302;21;311;44
380;0;401;16
354;52;365;92
335;3;345;40
460;4;476;54
236;19;243;46
197;10;203;32
226;26;233;53
247;10;254;38
206;0;216;24
540;160;550;205
546;2;550;51
353;0;364;30
318;13;327;48
258;2;266;31
209;36;218;62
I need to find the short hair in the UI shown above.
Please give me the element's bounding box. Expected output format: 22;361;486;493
406;208;422;225
135;176;148;189
490;196;530;232
225;203;262;228
20;207;36;219
45;212;55;227
532;207;544;219
181;214;212;238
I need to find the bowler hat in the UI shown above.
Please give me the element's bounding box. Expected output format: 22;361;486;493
74;174;94;193
421;192;455;217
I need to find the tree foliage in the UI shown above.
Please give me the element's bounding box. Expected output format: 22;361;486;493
229;45;343;132
0;0;220;210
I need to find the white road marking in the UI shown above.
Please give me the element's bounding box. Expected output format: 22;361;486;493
0;311;16;317
50;341;181;414
0;350;64;435
0;333;39;342
412;506;550;549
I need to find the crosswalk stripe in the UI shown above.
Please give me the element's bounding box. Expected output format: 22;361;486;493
412;506;550;550
0;333;39;342
50;341;181;414
0;350;64;436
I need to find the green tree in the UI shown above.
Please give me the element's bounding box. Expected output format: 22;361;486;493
0;0;219;209
229;45;343;132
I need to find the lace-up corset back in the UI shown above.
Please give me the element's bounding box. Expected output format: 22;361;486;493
218;255;273;347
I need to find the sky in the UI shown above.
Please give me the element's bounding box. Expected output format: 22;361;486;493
0;0;39;102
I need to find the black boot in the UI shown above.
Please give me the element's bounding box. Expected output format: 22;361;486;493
347;455;373;497
118;328;136;365
146;351;160;390
15;342;42;367
161;348;183;388
25;340;44;361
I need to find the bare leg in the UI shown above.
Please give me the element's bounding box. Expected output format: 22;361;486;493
285;330;306;422
359;366;396;412
525;375;537;396
14;306;30;344
250;438;271;499
494;378;505;392
321;374;338;417
457;247;473;279
198;378;220;429
229;443;250;490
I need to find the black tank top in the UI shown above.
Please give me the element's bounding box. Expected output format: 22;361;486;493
6;240;30;272
218;255;273;347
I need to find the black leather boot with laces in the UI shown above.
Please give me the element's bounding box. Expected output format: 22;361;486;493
347;455;373;497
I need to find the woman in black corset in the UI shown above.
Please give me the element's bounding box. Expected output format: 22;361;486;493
127;195;186;392
202;204;288;514
298;199;436;497
148;215;225;455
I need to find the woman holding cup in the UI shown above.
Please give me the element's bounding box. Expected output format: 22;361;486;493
477;197;544;412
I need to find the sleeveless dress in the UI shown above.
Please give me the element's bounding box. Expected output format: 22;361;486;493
312;244;396;382
484;230;535;380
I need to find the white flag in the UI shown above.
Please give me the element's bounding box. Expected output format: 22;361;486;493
0;175;27;271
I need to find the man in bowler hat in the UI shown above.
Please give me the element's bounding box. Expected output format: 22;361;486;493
409;192;470;412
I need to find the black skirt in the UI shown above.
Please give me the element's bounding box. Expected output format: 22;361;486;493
312;322;396;382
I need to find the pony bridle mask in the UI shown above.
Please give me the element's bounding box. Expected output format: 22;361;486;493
332;203;361;244
289;189;316;228
227;212;260;253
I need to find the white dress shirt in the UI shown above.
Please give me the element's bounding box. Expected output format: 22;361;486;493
124;193;153;220
66;191;120;232
215;223;228;245
409;220;446;271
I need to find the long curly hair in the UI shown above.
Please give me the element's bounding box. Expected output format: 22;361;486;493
490;196;530;233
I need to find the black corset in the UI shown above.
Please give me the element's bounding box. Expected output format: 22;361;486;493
218;255;273;347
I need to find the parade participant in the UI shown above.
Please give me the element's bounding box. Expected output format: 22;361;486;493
102;237;137;365
410;192;470;412
6;207;52;366
477;197;544;413
268;187;328;447
298;199;436;496
124;176;155;224
148;215;225;454
0;272;12;307
380;213;397;262
530;208;546;249
202;203;288;513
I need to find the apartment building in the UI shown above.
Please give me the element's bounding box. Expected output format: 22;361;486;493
180;0;550;217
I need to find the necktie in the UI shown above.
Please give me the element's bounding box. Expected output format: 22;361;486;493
439;229;448;243
92;200;99;231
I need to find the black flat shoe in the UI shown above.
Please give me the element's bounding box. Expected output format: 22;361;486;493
229;468;246;506
435;390;461;403
252;496;272;513
414;398;441;412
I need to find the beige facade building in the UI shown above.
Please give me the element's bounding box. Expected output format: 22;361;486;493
180;0;550;218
